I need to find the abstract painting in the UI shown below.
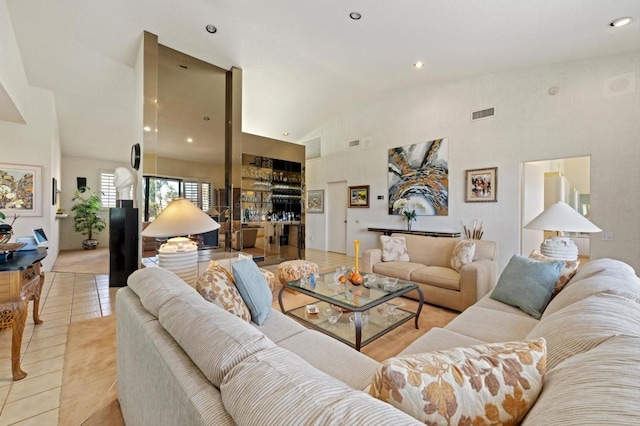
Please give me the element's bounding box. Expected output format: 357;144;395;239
388;138;449;216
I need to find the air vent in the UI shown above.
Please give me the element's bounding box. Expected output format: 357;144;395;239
304;137;321;160
348;140;360;148
471;107;495;121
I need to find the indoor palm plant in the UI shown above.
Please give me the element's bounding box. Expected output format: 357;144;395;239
71;187;106;249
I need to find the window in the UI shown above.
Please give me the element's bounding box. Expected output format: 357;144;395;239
99;172;117;208
184;180;212;211
143;176;183;221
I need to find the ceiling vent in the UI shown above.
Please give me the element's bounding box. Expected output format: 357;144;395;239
348;139;361;148
471;107;495;121
304;137;321;160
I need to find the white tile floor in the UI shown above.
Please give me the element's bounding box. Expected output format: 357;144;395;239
0;272;114;425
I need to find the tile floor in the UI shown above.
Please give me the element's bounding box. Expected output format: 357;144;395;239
0;272;115;425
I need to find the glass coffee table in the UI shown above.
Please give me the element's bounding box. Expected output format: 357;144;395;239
278;271;424;351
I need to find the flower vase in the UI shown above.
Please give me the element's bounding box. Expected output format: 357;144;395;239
350;240;363;286
407;221;412;231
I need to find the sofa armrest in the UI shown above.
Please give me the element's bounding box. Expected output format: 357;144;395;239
458;258;498;310
362;248;382;273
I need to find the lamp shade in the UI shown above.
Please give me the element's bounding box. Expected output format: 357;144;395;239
141;198;221;238
524;201;601;233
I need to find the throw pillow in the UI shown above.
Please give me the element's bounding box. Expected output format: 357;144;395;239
490;254;563;319
370;338;547;424
232;259;273;325
380;236;410;262
450;240;476;272
196;261;251;322
529;250;580;296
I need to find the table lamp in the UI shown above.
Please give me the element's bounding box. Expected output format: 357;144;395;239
524;201;601;260
141;198;220;286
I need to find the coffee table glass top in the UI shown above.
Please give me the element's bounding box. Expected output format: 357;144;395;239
285;271;417;311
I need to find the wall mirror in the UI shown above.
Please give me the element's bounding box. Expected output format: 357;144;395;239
142;36;231;251
521;155;591;258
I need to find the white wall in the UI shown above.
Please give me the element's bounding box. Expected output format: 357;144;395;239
0;0;28;123
59;156;130;250
303;53;640;273
1;87;61;270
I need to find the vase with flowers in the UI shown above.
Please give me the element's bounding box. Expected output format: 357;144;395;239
392;197;427;231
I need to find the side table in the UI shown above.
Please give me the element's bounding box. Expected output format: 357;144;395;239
0;248;46;380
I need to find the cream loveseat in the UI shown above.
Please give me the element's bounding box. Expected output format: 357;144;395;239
117;257;640;425
362;234;498;311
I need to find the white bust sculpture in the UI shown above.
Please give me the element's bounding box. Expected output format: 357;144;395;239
114;167;135;200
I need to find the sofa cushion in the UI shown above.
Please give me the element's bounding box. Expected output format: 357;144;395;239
446;306;539;343
380;235;410;262
127;267;199;318
400;327;486;356
232;259;273;325
450;240;476;272
158;295;276;388
529;250;579;296
398;234;458;267
373;261;424;281
526;291;640;370
221;346;422;425
370;338;546;424
251;308;307;344
542;258;640;318
522;335;640;425
410;266;460;291
196;261;251;322
490;254;563;319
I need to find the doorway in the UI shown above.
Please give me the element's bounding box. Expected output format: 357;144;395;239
327;181;347;254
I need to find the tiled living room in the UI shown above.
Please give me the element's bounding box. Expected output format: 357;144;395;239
1;1;639;425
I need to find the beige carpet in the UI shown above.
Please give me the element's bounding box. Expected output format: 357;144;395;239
59;315;124;425
52;248;109;275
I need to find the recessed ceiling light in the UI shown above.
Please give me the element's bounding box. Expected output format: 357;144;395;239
187;138;193;143
203;116;210;121
205;24;217;34
609;17;632;27
283;132;289;136
143;126;151;132
349;12;362;20
414;61;424;69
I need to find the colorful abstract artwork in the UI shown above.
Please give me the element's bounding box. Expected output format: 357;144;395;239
0;164;41;216
388;138;449;216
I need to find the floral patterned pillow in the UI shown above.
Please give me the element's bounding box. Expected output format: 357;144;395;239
450;240;476;272
370;338;547;424
196;261;251;322
381;236;410;262
529;250;580;296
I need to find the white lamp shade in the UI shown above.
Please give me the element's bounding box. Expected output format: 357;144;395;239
141;198;221;238
524;201;601;233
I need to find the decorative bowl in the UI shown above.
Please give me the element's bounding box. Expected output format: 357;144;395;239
324;308;342;324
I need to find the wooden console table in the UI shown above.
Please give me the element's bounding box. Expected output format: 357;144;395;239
0;248;46;380
367;227;461;238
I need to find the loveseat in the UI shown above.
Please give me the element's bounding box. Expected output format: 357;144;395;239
117;257;640;425
362;234;498;311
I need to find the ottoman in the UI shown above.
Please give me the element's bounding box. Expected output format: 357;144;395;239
277;260;319;294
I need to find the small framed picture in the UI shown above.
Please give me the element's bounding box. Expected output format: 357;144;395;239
465;167;497;202
307;190;324;213
348;185;370;208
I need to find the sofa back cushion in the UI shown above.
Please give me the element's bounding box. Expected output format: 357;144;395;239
395;234;458;267
526;292;640;370
158;295;275;388
522;335;640;425
221;346;422;425
127;267;199;318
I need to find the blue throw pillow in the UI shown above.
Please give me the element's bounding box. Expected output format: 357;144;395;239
232;259;272;325
490;254;563;319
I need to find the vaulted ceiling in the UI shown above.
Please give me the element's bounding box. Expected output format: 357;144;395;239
6;0;639;163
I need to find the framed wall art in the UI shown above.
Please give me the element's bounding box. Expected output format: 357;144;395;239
348;185;369;208
0;163;42;216
465;167;498;202
388;138;449;216
307;190;324;213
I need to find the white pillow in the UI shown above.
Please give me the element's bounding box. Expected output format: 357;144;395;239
380;236;410;262
450;240;476;272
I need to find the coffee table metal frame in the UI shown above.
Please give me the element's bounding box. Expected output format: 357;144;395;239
278;272;424;351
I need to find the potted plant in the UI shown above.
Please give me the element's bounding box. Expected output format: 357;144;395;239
71;187;106;249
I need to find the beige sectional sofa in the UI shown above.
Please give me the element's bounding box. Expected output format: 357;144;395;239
362;234;498;311
117;257;640;425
